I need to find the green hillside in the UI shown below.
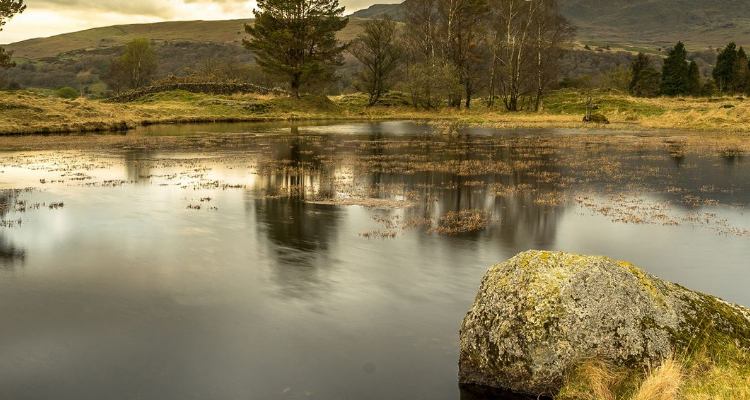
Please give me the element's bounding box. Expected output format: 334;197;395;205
4;18;370;60
0;18;371;95
2;0;748;95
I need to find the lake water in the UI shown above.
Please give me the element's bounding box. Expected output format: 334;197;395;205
1;121;749;400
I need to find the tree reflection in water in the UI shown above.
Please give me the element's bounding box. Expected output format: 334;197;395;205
0;191;26;271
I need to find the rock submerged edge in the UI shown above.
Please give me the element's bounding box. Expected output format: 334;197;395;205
458;250;750;396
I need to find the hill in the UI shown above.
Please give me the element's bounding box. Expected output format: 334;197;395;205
347;3;405;21
350;0;750;48
3;18;369;60
3;0;747;95
561;0;750;48
0;18;371;95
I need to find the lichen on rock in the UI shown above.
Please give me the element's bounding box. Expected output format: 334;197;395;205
458;250;750;396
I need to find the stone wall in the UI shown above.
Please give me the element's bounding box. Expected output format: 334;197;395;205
106;83;288;103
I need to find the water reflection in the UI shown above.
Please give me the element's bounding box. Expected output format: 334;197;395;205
123;148;153;183
0;190;26;270
255;197;340;298
0;122;749;400
0;235;25;270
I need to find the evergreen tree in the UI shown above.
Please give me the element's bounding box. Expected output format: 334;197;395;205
661;42;690;96
713;42;738;92
731;47;750;94
0;0;25;69
244;0;349;98
701;79;718;97
633;67;661;98
687;60;701;95
629;52;653;94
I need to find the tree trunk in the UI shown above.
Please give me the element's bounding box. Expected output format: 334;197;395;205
488;46;498;107
535;17;543;112
291;74;302;98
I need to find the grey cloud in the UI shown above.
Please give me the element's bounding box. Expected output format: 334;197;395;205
27;0;174;17
26;0;386;17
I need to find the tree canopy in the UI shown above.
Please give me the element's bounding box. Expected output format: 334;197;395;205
629;52;653;95
244;0;349;98
350;16;402;107
103;39;158;93
687;60;701;95
0;0;26;69
660;41;689;96
713;42;737;92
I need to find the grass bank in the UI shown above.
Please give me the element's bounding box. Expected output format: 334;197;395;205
3;89;750;134
558;331;750;400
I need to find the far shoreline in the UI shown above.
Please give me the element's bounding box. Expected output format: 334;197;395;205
3;89;750;136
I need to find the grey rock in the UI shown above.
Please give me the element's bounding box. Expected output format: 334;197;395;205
458;250;750;396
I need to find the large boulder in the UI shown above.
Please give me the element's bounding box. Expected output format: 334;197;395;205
458;250;750;396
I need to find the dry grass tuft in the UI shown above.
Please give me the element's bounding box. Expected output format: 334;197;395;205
558;355;683;400
632;356;682;400
558;358;626;400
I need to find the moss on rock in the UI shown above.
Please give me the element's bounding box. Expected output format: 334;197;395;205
458;250;750;396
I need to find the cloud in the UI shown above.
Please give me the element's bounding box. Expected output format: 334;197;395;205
1;0;397;43
26;0;174;17
25;0;255;18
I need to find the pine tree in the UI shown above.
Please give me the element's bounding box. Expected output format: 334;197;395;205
629;52;653;95
731;47;750;94
0;0;25;69
244;0;349;98
713;42;738;92
633;68;661;98
687;60;701;96
661;41;690;96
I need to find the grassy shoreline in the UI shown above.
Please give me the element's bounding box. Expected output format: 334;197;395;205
2;89;750;135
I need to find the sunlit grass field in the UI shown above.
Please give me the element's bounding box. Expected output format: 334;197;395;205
3;89;750;135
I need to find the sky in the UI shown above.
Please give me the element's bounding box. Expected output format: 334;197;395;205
1;0;385;44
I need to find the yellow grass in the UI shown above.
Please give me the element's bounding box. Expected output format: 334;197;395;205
632;357;682;400
3;89;750;135
558;342;750;400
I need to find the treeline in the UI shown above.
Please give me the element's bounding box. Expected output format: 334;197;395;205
4;0;750;105
0;39;268;94
610;41;750;98
244;0;574;110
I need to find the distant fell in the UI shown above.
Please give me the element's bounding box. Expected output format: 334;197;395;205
348;3;404;21
350;0;750;48
562;0;750;47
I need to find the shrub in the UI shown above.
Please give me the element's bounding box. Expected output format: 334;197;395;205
584;112;610;124
55;86;79;99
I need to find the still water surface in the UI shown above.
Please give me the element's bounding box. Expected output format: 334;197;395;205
1;122;749;400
